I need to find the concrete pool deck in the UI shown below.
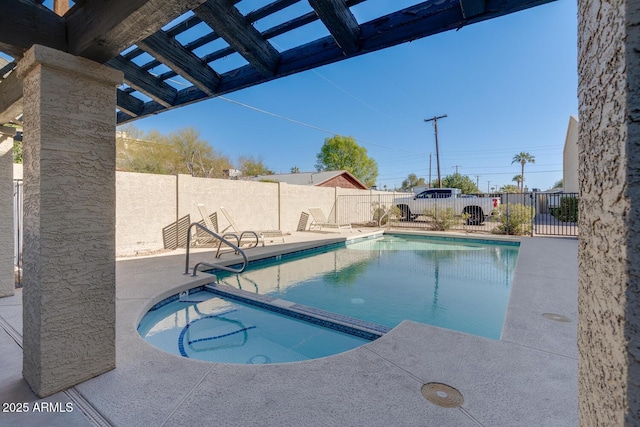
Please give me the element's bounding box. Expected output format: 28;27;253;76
0;230;578;426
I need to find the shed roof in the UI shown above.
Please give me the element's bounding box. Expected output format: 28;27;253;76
253;170;368;189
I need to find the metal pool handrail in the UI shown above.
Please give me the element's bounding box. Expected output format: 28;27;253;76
184;223;250;276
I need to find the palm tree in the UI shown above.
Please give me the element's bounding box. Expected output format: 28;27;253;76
512;174;524;192
512;152;535;192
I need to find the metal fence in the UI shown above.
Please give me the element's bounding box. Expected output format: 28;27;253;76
13;180;23;284
531;192;579;236
336;191;578;237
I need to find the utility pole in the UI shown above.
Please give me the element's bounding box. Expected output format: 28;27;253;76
487;181;491;193
475;175;480;190
429;153;432;188
424;115;447;188
453;165;462;174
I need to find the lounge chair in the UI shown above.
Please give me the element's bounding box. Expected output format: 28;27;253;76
308;207;352;233
191;207;218;247
219;206;285;245
196;204;260;256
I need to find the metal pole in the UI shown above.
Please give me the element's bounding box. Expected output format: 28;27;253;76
429;153;432;188
424;115;447;189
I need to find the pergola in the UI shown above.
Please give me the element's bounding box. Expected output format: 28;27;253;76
1;0;638;424
1;0;552;126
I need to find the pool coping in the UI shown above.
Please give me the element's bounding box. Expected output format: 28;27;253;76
0;230;578;426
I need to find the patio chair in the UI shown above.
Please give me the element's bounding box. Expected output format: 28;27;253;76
308;207;352;233
196;204;260;256
219;206;285;245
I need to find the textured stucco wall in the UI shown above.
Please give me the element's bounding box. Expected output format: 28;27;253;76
278;182;336;229
578;0;640;423
563;115;580;193
16;45;122;397
116;172;177;255
177;175;280;232
110;173;382;255
0;127;14;297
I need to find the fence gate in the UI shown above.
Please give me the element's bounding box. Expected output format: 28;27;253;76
531;192;579;237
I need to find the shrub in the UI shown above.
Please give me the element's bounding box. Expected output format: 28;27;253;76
493;203;534;235
554;196;578;223
424;207;464;231
371;203;401;226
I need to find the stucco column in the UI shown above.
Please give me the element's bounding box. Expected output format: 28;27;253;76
578;0;640;423
16;45;123;397
0;126;15;298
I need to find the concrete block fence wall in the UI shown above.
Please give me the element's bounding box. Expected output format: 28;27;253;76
115;171;385;256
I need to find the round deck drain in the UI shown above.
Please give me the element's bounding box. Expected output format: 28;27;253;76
542;313;571;323
421;383;463;408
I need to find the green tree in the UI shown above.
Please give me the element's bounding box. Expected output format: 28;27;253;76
3;124;23;163
400;173;426;191
512;174;523;191
431;173;480;194
552;178;563;189
116;125;232;177
315;135;378;187
512;152;535;191
239;155;273;176
290;166;300;173
169;127;233;178
13;139;22;164
116;127;176;174
500;184;520;193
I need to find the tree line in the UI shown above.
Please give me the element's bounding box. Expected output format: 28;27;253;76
116;125;272;178
400;151;552;193
117;127;380;187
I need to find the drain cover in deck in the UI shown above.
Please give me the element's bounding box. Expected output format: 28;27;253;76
542;313;571;323
421;383;463;408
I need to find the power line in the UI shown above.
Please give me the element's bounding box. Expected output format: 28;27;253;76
216;96;422;154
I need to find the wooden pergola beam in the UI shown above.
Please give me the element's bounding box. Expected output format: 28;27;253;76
116;89;144;118
137;31;221;96
0;1;66;58
194;0;280;77
107;56;177;108
308;0;360;55
460;0;486;18
0;72;23;125
66;0;209;63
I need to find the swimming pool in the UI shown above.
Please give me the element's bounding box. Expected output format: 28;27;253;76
215;234;519;340
140;234;518;363
138;287;371;364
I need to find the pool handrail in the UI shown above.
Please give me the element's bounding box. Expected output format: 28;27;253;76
185;222;253;276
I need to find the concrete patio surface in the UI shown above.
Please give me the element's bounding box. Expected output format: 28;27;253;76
0;230;578;426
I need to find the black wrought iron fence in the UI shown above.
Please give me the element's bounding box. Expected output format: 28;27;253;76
531;192;579;236
336;191;578;237
13;179;22;285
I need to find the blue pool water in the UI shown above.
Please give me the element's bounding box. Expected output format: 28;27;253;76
138;288;369;364
216;234;519;340
140;234;518;364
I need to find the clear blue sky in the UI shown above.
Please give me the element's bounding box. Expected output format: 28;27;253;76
13;0;579;191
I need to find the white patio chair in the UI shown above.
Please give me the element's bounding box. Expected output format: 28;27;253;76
220;206;285;245
308;207;352;233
